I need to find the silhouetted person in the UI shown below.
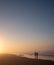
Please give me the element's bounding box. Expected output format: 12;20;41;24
34;52;38;60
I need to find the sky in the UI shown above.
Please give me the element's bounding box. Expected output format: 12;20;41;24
0;0;54;54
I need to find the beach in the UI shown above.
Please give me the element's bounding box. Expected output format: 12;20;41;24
0;54;54;65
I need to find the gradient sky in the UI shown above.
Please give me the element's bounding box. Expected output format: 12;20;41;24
0;0;54;54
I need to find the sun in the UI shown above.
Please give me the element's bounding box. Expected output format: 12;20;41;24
0;41;4;53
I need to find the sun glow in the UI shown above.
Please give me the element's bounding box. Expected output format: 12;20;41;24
0;41;4;53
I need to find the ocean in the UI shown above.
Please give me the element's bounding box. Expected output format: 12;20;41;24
24;54;54;61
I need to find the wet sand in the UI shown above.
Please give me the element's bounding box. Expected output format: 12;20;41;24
0;54;54;65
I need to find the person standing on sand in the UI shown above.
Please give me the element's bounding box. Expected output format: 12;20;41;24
34;52;38;60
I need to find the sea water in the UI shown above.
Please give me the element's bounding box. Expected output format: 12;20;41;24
24;54;54;61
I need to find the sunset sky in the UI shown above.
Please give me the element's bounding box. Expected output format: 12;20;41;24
0;0;54;54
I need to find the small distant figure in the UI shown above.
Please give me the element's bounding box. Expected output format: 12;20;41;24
34;52;38;60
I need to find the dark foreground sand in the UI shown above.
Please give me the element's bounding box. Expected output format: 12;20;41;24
0;54;54;65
